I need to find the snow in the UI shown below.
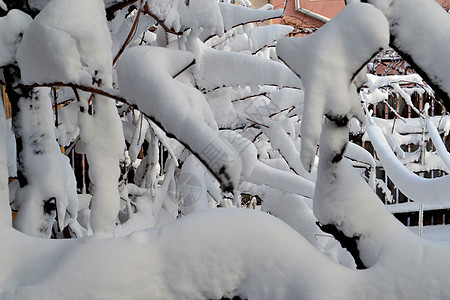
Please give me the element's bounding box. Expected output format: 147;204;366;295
276;3;389;172
147;0;224;35
0;10;32;67
13;88;78;237
367;123;450;206
17;0;112;86
366;0;450;104
78;93;125;237
3;0;450;298
116;46;242;191
426;118;450;169
0;96;11;224
3;205;450;299
410;225;450;245
219;3;283;31
196;48;302;92
0;209;359;299
248;24;293;54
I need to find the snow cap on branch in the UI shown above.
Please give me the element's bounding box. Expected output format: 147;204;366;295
147;0;224;36
117;46;242;191
17;0;113;86
276;3;389;171
0;9;32;67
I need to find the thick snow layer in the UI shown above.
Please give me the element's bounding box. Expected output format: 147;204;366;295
2;207;450;299
77;93;125;237
276;3;389;172
0;10;32;67
117;46;242;191
314;119;450;293
247;161;315;198
366;0;450;105
367;124;450;205
13;88;78;237
17;0;112;86
260;189;355;267
426;119;450;169
0;98;11;224
410;225;450;245
219;3;283;31
147;0;224;35
196;48;302;91
248;24;293;54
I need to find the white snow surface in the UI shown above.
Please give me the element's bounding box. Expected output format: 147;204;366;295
2;206;450;299
276;3;389;172
13;88;78;237
77;93;125;237
426;119;450;169
17;0;112;86
117;46;242;191
0;97;11;224
197;48;302;92
248;24;293;53
0;10;32;67
367;124;450;206
367;0;450;101
147;0;224;35
219;3;283;31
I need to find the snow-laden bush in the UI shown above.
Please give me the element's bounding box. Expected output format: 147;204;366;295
1;0;450;298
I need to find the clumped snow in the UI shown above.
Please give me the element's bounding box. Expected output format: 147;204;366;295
367;123;450;206
366;0;450;106
0;97;11;224
248;24;294;54
196;48;302;92
13;88;78;237
219;3;283;31
117;46;242;191
0;9;32;67
276;3;389;172
147;0;224;35
17;0;113;85
3;0;450;299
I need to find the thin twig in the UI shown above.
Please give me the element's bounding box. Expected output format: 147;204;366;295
143;3;183;36
173;59;196;79
231;92;268;103
113;0;143;65
246;118;269;128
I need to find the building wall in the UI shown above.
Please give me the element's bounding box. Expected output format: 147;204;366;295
272;0;450;35
272;0;344;35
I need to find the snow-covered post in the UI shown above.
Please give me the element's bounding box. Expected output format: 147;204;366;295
418;203;424;237
0;93;11;225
